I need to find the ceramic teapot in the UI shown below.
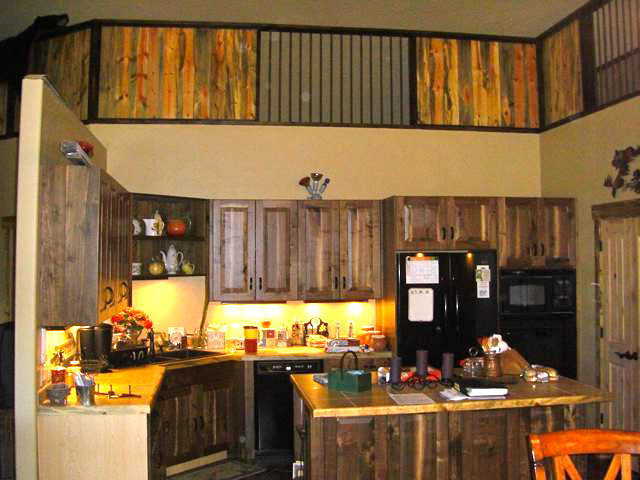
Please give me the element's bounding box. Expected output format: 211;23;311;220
159;244;184;275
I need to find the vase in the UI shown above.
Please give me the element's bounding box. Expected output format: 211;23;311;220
126;328;143;345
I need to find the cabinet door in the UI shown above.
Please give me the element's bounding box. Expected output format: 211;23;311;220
211;200;256;301
255;201;298;301
539;198;576;268
199;380;232;456
449;197;497;249
298;201;340;300
394;197;448;250
498;198;539;268
339;200;382;299
98;175;117;321
154;386;194;467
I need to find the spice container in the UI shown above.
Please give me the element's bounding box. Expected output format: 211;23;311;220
244;326;259;354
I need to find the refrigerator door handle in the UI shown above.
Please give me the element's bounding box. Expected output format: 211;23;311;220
443;292;448;321
455;292;461;334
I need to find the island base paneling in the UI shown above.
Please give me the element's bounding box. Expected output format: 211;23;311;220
296;403;586;480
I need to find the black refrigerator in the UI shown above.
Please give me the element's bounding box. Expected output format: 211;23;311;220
395;250;498;367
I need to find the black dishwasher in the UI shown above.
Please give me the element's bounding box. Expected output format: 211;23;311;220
254;360;323;456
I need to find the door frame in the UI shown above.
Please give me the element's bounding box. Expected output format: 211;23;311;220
592;198;640;427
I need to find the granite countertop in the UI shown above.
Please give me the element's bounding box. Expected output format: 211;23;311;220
291;374;612;418
38;348;391;415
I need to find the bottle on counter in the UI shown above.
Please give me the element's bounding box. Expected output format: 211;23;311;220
348;321;354;339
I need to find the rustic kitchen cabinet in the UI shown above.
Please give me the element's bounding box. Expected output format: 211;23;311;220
298;200;382;300
132;194;209;280
498;197;575;268
210;200;298;301
387;196;497;251
149;362;238;479
38;164;131;326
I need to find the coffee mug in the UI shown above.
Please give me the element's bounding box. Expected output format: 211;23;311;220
132;218;142;236
132;262;142;276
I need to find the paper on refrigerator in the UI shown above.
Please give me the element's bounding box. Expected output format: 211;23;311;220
408;288;434;322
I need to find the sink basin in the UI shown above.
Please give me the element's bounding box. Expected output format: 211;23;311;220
148;349;226;364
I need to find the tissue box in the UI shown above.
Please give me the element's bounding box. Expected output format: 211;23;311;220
328;369;372;392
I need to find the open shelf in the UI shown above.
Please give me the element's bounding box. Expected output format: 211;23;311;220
131;193;209;281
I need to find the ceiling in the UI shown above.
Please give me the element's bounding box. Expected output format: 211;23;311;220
1;0;589;41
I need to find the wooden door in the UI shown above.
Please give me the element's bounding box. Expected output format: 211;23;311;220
394;196;448;250
255;200;298;301
449;197;498;249
598;216;639;431
98;174;116;321
339;200;382;299
539;198;576;268
154;386;194;467
199;380;232;455
498;197;540;268
211;200;256;301
298;201;340;300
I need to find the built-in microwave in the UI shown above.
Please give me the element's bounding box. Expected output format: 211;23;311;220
499;270;575;314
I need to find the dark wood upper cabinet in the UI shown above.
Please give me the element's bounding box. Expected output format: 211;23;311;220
211;200;255;302
255;201;298;301
339;200;382;300
539;198;576;268
498;197;575;269
39;165;131;327
298;201;340;301
299;200;382;301
449;196;498;250
393;196;448;250
389;196;497;251
211;200;297;301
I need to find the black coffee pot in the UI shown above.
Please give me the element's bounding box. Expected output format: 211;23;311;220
77;323;113;372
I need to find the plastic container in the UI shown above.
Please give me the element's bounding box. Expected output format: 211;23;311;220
244;326;259;354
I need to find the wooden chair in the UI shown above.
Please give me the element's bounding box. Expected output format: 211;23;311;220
529;429;640;479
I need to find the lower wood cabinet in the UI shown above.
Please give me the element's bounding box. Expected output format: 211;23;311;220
149;361;241;480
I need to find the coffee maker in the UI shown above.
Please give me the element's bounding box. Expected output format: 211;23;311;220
77;323;113;372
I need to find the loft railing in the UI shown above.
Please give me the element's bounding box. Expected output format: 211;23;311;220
0;0;638;137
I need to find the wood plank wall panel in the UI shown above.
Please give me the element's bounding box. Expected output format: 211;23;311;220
542;20;584;125
29;29;91;120
99;26;256;120
417;38;539;128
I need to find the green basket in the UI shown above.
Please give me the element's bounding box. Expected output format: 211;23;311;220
328;352;372;392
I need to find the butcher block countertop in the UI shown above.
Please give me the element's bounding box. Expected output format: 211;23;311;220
291;374;612;418
38;348;391;414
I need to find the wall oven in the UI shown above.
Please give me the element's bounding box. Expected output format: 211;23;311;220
499;270;576;378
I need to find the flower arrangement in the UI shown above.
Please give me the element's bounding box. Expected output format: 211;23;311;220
111;307;152;336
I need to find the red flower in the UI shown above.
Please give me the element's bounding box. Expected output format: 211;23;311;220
111;314;124;323
144;320;153;329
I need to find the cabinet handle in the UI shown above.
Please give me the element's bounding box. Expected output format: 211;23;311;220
193;418;198;431
615;351;638;361
249;277;253;290
342;276;346;290
532;243;538;256
103;286;114;309
450;226;454;239
540;243;545;256
119;281;129;301
441;227;446;240
334;276;338;290
199;416;205;429
258;277;263;291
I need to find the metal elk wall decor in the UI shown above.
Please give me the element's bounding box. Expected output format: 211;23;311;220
604;145;640;197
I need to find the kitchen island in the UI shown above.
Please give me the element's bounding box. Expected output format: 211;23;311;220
291;374;610;480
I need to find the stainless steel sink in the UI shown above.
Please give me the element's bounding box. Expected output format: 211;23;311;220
147;349;226;364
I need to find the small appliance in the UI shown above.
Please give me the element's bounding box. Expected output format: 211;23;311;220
77;323;113;372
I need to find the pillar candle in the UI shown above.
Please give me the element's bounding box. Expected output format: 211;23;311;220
416;350;428;376
442;352;454;380
390;357;402;384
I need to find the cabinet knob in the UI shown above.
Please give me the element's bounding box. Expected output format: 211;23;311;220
249;277;253;290
532;243;538;256
540;243;545;256
258;277;263;291
334;276;339;290
103;286;114;310
342;276;346;290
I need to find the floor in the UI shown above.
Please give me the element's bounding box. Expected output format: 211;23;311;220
170;457;291;480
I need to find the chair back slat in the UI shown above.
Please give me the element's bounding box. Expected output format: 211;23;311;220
529;429;640;480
